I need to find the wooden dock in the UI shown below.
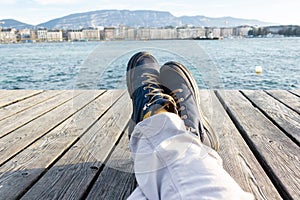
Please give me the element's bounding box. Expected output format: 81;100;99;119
0;90;299;200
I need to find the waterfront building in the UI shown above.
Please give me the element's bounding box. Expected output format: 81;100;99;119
136;28;151;40
0;28;17;43
36;28;48;42
82;28;101;41
18;29;31;40
104;27;116;40
47;30;63;42
149;28;177;40
126;28;136;40
221;27;234;38
235;26;253;37
67;30;83;41
176;27;206;39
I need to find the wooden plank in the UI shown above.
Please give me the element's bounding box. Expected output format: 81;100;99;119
0;90;63;121
86;128;136;200
242;90;300;145
199;90;281;199
216;90;300;200
266;90;300;114
0;90;43;108
289;90;300;97
0;90;80;138
0;90;103;166
21;93;132;200
0;90;122;199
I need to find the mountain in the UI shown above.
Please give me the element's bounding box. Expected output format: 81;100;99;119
178;16;271;27
0;10;274;30
0;19;33;29
36;10;273;29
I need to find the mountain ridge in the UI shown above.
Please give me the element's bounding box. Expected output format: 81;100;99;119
1;10;275;30
0;19;34;29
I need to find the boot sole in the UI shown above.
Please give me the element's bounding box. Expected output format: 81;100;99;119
126;51;154;98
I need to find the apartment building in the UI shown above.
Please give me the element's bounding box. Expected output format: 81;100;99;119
68;30;83;41
47;30;63;42
235;26;253;37
221;27;234;38
82;28;100;41
0;28;17;43
103;27;116;40
177;27;206;39
149;28;177;40
36;29;47;41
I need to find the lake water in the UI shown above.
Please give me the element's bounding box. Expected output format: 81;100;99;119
0;37;299;90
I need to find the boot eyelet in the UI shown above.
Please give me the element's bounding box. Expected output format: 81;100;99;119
181;115;187;120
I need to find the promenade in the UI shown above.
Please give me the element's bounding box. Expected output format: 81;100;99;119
0;90;299;199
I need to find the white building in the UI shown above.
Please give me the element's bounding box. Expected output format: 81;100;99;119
149;28;177;40
104;27;116;40
37;29;47;41
68;30;83;41
47;30;63;42
136;28;151;40
0;28;17;43
177;27;206;39
221;28;234;38
235;26;252;36
82;28;100;41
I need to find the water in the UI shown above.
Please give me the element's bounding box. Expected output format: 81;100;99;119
0;38;299;90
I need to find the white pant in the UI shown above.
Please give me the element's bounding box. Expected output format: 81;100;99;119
128;112;254;200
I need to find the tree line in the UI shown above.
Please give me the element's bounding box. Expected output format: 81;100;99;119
248;25;300;37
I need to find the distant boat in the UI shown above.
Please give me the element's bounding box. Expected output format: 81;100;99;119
193;37;221;40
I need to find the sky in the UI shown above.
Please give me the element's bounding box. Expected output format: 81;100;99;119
0;0;299;25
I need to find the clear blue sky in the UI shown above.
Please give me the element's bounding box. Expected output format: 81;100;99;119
1;0;299;25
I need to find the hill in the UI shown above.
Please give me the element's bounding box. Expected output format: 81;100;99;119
36;10;273;29
0;19;33;29
1;10;274;30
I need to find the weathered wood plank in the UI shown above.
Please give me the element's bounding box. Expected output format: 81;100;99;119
0;90;122;200
216;90;300;200
0;90;43;108
21;93;132;200
0;90;103;166
0;90;63;121
200;90;281;199
242;90;300;145
86;128;136;200
0;90;78;138
266;90;300;115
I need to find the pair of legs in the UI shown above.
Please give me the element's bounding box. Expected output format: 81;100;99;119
126;52;253;199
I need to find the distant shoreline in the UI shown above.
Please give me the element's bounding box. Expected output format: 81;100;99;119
1;35;300;45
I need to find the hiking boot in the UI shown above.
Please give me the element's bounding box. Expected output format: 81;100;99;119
160;61;219;150
126;52;177;137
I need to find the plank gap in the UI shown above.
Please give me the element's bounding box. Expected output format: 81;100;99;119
82;122;129;200
240;91;300;147
288;90;300;98
17;91;116;199
0;90;44;109
265;90;300;115
0;91;105;169
214;90;291;200
0;91;82;140
18;91;128;199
